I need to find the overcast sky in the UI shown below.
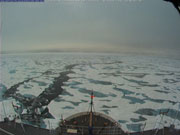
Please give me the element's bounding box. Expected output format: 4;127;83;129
1;0;180;56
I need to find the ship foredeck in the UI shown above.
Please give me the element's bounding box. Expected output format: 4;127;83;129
56;111;125;135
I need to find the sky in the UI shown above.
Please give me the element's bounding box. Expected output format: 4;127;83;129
0;0;180;57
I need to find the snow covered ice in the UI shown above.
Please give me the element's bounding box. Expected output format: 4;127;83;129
1;52;180;132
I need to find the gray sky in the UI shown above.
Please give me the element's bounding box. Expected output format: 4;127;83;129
1;0;180;56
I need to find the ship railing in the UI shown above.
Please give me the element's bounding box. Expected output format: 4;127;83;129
59;125;124;135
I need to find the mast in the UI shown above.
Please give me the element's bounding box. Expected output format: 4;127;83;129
89;91;94;135
90;91;94;113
